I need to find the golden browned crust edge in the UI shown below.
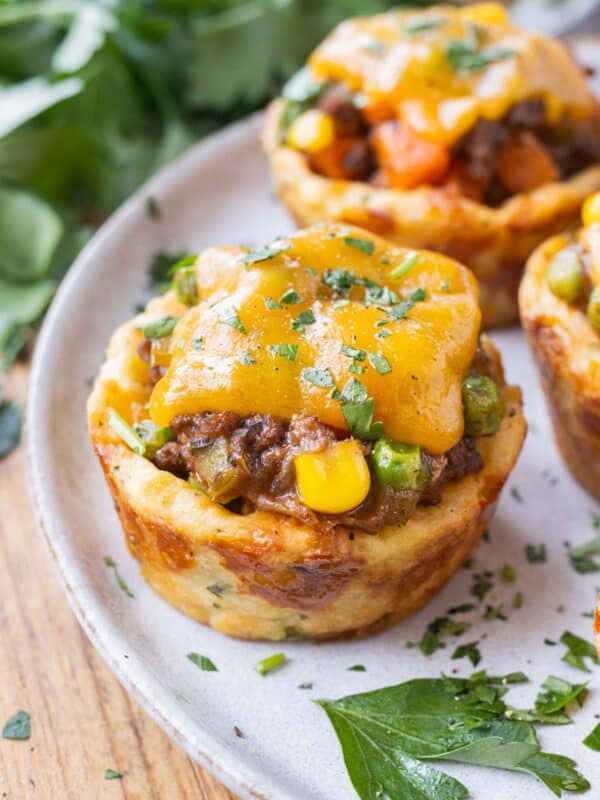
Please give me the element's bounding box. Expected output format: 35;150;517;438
263;100;600;328
88;296;526;640
519;236;600;501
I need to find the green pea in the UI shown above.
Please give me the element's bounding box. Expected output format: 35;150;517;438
588;286;600;332
546;246;584;303
371;439;426;491
462;375;505;437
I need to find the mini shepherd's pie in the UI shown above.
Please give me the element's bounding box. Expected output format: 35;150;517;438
88;224;526;640
263;3;600;328
520;193;600;502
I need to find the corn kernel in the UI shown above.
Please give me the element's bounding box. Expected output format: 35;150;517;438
294;439;371;514
582;192;600;227
287;109;335;154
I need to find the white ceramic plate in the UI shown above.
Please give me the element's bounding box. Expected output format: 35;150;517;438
29;63;600;800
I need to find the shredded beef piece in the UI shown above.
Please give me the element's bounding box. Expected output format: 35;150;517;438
341;140;375;181
317;86;366;137
171;410;240;446
505;99;546;129
154;441;189;478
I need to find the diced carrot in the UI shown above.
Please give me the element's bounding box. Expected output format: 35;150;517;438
496;131;559;195
362;97;395;126
372;121;450;190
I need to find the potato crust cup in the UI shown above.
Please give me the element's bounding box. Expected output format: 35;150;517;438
263;4;600;328
519;233;600;502
88;228;526;641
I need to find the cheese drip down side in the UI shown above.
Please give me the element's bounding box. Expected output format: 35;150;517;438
149;225;481;454
308;3;597;146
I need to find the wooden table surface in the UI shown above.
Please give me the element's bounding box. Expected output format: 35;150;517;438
0;364;238;800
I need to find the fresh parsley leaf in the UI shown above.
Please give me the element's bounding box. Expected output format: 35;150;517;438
104;769;123;780
348;665;367;672
242;242;290;264
530;676;588;724
0;399;21;458
344;236;375;255
390;251;419;279
147;251;190;295
255;653;287;676
238;352;256;365
269;343;298;362
445;39;517;74
302;368;334;388
280;288;304;305
470;572;493;602
218;306;246;334
103;555;134;598
364;281;399;306
348;362;366;375
264;296;282;310
367;352;391;375
560;631;599;673
404;18;444;35
483;605;507;622
451;641;482;666
341;378;368;404
526;544;547;564
341;396;384;440
567;536;600;574
323;268;357;297
2;711;30;741
583;721;600;751
340;344;366;361
291;309;315;332
419;616;470;656
141;316;179;339
187;653;218;672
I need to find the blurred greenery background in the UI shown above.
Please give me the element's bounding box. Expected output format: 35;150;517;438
0;0;422;371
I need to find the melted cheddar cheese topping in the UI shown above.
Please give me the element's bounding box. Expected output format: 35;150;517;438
149;225;480;454
308;3;596;146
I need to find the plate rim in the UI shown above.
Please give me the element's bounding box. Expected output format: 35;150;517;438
26;111;298;800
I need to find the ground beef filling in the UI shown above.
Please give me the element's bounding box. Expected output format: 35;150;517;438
304;88;600;205
153;411;483;533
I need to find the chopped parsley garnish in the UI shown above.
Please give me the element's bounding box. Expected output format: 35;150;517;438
513;592;524;609
445;38;517;74
404;17;444;35
291;309;316;332
376;329;391;340
348;664;367;672
419;616;470;656
470;571;493;602
141;315;179;339
239;352;256;365
525;543;547;564
367;352;391;375
145;195;161;219
583;722;600;751
187;653;218;672
255;653;287;676
451;640;482;666
501;564;516;583
269;343;298;362
2;711;30;741
103;555;135;598
567;536;600;573
323;268;357;296
344;236;375;255
560;631;599;672
389;251;419;280
191;336;203;350
483;604;507;622
280;288;304;305
340;379;384;440
388;288;426;320
302;367;334;387
340;344;366;361
530;675;588;724
511;487;523;503
263;296;282;310
105;769;123;780
242;241;290;264
218;306;246;334
348;363;366;375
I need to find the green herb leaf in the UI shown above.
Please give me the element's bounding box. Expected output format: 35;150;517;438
255;653;286;676
323;268;357;297
348;362;366;375
0;399;21;458
2;711;30;741
269;343;298;362
291;309;316;332
264;296;282;310
404;18;444;35
583;722;600;751
218;306;246;334
451;641;481;666
108;409;146;457
526;544;547;564
280;288;304;305
348;665;367;672
367;352;391;375
103;555;135;598
239;352;256;365
419;616;470;656
445;39;517;74
567;536;600;574
187;653;218;672
340;344;366;361
133;419;174;458
302;367;334;387
344;236;375;255
141;316;179;339
242;242;290;264
528;675;588;724
104;769;123;780
390;252;419;280
560;631;599;673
